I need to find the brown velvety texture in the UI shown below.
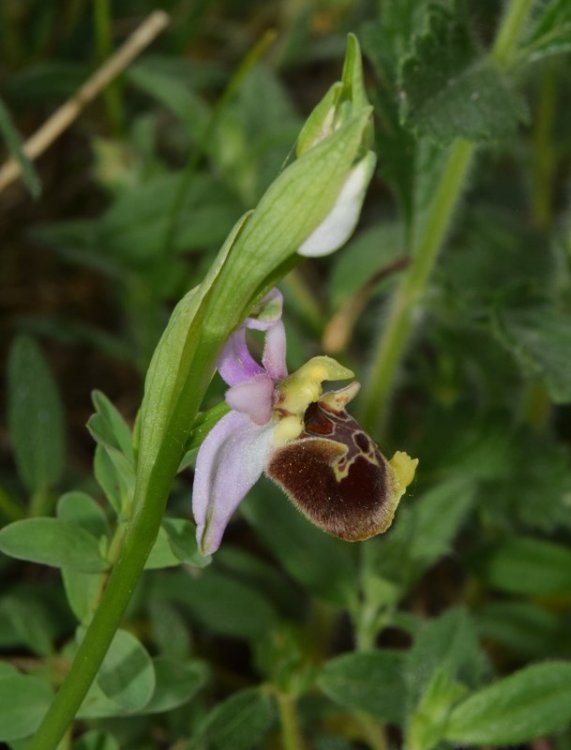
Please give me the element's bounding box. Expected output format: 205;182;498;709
267;399;393;541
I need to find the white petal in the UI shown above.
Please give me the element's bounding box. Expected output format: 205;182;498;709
298;151;376;258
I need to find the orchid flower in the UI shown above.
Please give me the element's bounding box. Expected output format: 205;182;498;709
193;290;418;555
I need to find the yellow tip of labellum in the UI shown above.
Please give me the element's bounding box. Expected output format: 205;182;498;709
266;390;418;544
389;451;419;497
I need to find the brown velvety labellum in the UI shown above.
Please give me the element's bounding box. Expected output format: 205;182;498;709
267;399;395;541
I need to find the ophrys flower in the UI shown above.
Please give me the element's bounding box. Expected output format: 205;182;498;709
193;290;417;555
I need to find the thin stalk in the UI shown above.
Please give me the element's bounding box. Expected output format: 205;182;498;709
361;140;474;433
362;0;536;433
357;713;389;750
29;487;53;517
531;62;557;230
0;486;25;522
277;692;303;750
27;361;212;750
161;29;276;260
93;0;124;134
492;0;534;68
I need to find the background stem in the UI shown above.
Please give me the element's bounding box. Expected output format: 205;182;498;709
277;692;303;750
93;0;124;134
492;0;534;68
361;140;474;433
361;0;535;433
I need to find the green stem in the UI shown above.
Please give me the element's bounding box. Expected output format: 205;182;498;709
362;0;535;433
29;487;53;517
162;29;276;261
27;366;211;750
93;0;124;134
492;0;534;68
531;61;557;230
0;486;25;523
277;692;303;750
361;140;474;433
357;712;389;750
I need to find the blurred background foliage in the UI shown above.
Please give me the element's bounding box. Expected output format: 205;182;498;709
1;0;571;748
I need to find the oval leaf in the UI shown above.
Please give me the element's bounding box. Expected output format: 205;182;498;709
198;687;276;750
479;537;571;595
318;650;406;723
0;518;108;572
0;668;54;741
445;662;571;745
7;335;65;493
97;629;156;713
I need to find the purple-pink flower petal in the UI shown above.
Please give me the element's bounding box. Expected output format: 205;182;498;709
262;320;287;381
193;410;275;555
218;327;265;386
245;288;284;331
225;374;275;425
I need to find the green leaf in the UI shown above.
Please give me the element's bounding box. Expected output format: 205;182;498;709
7;335;65;493
97;172;242;266
88;391;134;463
96;629;155;712
162;517;210;566
243;480;358;607
60;566;101;624
363;478;475;591
445;662;571;745
0;518;108;572
56;492;108;539
156;568;278;641
142;657;207;714
399;5;526;144
127;61;210;140
478;537;571;595
407;666;468;750
318;650;406;723
362;18;419;224
0;96;41;198
475;601;563;659
406;608;488;711
146;518;209;569
93;444;134;515
73;731;119;750
329;223;405;309
0;594;55;657
198;687;276;750
522;0;571;61
147;596;191;660
216;545;300;614
0;668;53;741
4;62;90;103
213;64;301;202
55;493;106;621
406;477;476;567
493;305;571;403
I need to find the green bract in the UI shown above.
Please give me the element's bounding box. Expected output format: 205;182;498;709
136;35;375;491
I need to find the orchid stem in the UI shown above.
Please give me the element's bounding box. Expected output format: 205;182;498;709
27;375;209;749
361;0;534;434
